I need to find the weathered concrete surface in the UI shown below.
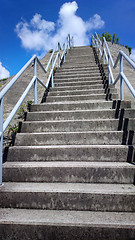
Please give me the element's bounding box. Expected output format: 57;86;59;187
3;162;135;184
1;182;135;211
6;145;134;162
0;209;135;240
104;42;135;107
1;46;135;240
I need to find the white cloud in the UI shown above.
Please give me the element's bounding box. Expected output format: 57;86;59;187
0;62;10;80
15;1;105;53
130;49;135;62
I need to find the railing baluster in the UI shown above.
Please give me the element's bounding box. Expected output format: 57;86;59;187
34;57;37;104
120;54;124;100
63;43;66;62
71;36;74;48
0;98;3;185
108;54;111;84
103;41;105;64
0;34;72;185
58;43;60;66
68;34;71;49
99;41;101;60
51;58;54;88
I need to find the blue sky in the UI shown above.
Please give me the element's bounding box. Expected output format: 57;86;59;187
0;0;135;79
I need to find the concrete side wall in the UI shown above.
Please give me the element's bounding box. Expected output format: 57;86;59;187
105;42;135;108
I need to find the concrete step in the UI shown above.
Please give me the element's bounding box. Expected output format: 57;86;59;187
61;63;97;68
1;182;135;211
26;109;135;121
54;77;102;84
56;68;100;73
54;72;101;79
3;161;135;184
30;100;131;112
46;93;118;102
50;84;113;91
1;209;135;240
66;56;95;60
54;80;103;87
7;145;134;162
48;88;117;96
60;65;99;70
21;118;135;132
66;58;95;63
15;130;135;145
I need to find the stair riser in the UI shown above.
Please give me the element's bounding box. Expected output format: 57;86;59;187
15;132;134;146
21;121;121;133
46;94;118;102
1;192;134;212
65;60;96;64
55;71;100;76
7;146;132;162
3;165;135;184
0;223;135;240
55;81;103;87
49;89;117;96
54;78;103;84
30;101;131;112
27;109;135;121
27;110;118;121
54;73;101;78
60;65;99;70
61;64;97;68
56;69;100;73
50;85;111;91
66;58;96;62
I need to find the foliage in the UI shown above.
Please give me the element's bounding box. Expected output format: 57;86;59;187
125;45;132;55
7;124;18;135
98;31;112;42
0;77;8;82
49;49;53;53
17;100;33;118
98;31;131;55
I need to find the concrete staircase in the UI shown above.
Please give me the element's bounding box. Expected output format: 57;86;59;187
0;46;135;240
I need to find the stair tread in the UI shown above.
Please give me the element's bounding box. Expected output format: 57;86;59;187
21;119;125;124
8;144;130;149
0;208;135;226
1;182;135;194
3;161;134;168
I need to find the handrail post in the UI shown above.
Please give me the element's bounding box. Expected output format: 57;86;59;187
51;58;54;88
0;98;3;185
66;36;69;54
58;42;61;68
99;41;101;61
108;54;111;84
34;57;37;104
71;36;74;48
63;43;66;63
67;40;69;54
68;34;71;49
103;40;105;64
120;54;124;100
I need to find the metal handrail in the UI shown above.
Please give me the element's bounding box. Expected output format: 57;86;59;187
91;32;135;100
0;34;73;185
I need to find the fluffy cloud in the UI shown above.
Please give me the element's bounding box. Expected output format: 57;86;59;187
130;49;135;62
15;1;105;54
0;62;10;80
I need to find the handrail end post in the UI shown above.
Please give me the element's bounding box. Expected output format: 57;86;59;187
34;58;37;104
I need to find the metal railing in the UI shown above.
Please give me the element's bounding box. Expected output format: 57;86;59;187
0;34;73;185
91;32;135;100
